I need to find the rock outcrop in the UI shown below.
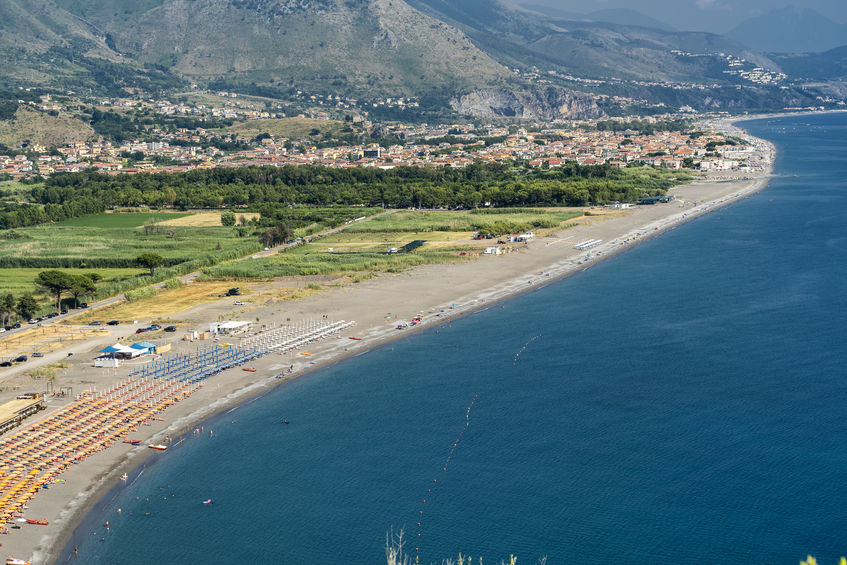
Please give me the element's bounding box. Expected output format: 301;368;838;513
450;86;603;120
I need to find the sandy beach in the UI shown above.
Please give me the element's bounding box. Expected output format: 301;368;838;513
0;126;775;564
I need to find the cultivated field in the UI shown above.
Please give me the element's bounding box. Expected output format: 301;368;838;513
0;220;248;262
336;208;585;235
156;212;260;227
201;207;583;280
56;212;192;228
0;212;260;311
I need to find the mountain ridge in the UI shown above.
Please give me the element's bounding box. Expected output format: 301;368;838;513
726;5;847;53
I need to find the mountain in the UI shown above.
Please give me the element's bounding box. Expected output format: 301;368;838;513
0;0;186;93
518;4;676;32
727;6;847;53
409;0;777;82
586;9;676;32
53;0;509;98
772;45;847;80
0;0;842;120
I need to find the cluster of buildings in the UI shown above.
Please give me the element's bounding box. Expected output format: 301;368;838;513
1;117;771;179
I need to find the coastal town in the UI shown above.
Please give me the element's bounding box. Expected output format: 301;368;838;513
1;91;770;179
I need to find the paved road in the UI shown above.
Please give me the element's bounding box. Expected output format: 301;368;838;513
0;210;395;349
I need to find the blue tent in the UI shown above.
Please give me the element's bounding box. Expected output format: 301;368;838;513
131;342;156;354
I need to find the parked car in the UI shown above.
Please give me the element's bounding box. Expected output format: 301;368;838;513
79;302;88;308
106;320;120;326
60;309;68;315
0;361;11;367
0;328;5;333
12;323;21;329
89;321;102;326
234;301;246;306
3;325;10;331
47;312;59;318
164;326;177;332
28;318;40;324
32;352;44;358
226;288;241;296
148;324;162;331
135;327;149;334
14;355;28;363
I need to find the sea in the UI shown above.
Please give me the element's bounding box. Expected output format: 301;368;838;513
64;112;847;565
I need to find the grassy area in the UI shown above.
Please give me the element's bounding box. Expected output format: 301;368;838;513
0;267;142;297
227;117;348;140
0;180;39;198
72;281;254;323
202;243;473;279
203;207;580;280
56;212;192;228
0;106;94;149
338;208;584;234
322;231;469;244
0;211;262;313
0;221;248;262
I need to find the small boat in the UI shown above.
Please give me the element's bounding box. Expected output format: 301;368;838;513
148;444;168;451
120;473;128;481
25;519;48;526
242;367;257;372
282;420;289;424
202;499;213;505
348;336;362;340
122;439;141;445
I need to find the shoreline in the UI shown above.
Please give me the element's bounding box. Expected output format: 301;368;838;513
2;133;776;565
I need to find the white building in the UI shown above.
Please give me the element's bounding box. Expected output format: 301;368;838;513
209;321;252;335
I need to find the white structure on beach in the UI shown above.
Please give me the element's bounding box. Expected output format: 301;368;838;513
209;321;252;335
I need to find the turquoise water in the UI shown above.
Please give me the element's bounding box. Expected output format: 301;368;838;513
65;113;847;564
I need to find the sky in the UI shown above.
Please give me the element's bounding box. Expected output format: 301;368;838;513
517;0;847;34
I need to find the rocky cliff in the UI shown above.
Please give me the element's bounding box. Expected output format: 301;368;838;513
450;86;602;120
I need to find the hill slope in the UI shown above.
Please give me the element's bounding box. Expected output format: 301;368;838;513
409;0;778;82
57;0;509;97
727;6;847;54
772;46;847;80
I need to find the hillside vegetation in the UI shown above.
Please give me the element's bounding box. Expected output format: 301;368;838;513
0;106;95;149
64;0;508;97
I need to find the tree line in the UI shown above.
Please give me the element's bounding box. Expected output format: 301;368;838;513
0;197;106;230
23;161;678;212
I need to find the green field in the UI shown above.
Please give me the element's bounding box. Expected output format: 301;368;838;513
0;212;261;312
0;267;143;297
0;180;39;199
0;222;246;262
203;243;473;279
55;212;193;228
203;207;580;280
336;208;584;234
